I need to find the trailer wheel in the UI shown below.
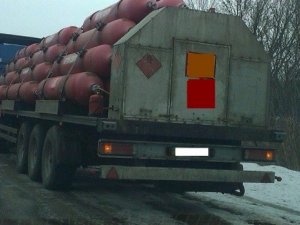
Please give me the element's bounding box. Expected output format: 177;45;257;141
16;122;32;174
28;124;46;181
42;126;78;190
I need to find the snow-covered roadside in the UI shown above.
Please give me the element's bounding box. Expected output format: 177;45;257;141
189;163;300;225
243;163;300;212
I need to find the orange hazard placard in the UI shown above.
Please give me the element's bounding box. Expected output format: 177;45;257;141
186;52;216;79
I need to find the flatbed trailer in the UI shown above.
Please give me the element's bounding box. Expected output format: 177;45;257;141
0;8;284;195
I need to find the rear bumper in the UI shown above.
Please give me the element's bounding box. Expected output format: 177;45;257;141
98;166;275;183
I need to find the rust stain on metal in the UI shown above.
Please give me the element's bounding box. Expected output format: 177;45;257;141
136;54;161;79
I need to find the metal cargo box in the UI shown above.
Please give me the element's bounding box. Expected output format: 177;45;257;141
109;8;270;129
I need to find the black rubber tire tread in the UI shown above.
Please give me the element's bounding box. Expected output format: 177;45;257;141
16;122;33;174
41;125;77;190
28;124;47;181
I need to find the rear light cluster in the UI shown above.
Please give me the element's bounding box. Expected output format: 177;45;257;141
98;142;134;157
243;148;275;162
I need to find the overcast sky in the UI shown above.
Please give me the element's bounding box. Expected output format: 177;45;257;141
0;0;118;38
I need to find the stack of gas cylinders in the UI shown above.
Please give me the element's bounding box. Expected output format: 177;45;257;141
0;0;185;116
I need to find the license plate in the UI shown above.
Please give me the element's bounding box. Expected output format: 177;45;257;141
175;147;209;157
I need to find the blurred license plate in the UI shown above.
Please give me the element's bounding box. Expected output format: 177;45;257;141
175;148;209;157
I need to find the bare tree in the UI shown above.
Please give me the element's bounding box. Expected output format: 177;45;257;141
218;0;300;169
185;0;218;10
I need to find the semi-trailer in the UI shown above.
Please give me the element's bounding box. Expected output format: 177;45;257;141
0;1;284;195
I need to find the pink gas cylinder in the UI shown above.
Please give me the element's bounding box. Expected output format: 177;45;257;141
41;26;79;48
44;44;66;63
100;19;136;45
15;57;31;71
6;62;15;73
40;33;59;49
117;0;157;23
19;67;33;82
0;85;8;100
156;0;186;8
83;3;119;32
39;72;103;106
7;83;22;100
19;81;39;103
32;62;53;82
52;53;84;76
58;26;79;45
15;47;26;60
5;71;20;84
74;19;135;52
25;43;40;57
72;28;101;52
31;49;46;65
64;72;104;105
83;45;112;77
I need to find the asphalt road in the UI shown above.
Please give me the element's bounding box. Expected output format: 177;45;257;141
0;153;230;225
0;153;298;225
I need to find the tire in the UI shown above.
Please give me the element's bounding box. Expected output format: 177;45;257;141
28;124;46;181
42;126;79;190
16;122;32;173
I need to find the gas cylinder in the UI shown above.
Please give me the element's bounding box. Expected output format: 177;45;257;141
31;49;46;65
5;71;20;84
52;53;84;76
58;26;79;45
89;94;104;116
25;43;40;57
39;72;104;106
15;47;26;60
65;29;83;54
7;83;22;100
15;57;31;71
82;3;119;32
72;28;101;52
82;45;112;77
156;0;186;8
117;0;157;23
44;44;66;63
40;33;59;49
32;62;53;82
19;81;38;103
74;19;135;52
40;26;78;48
0;85;8;100
6;61;16;73
100;19;136;45
19;67;33;82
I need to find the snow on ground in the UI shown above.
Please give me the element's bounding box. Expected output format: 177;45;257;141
189;163;300;225
243;163;300;212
